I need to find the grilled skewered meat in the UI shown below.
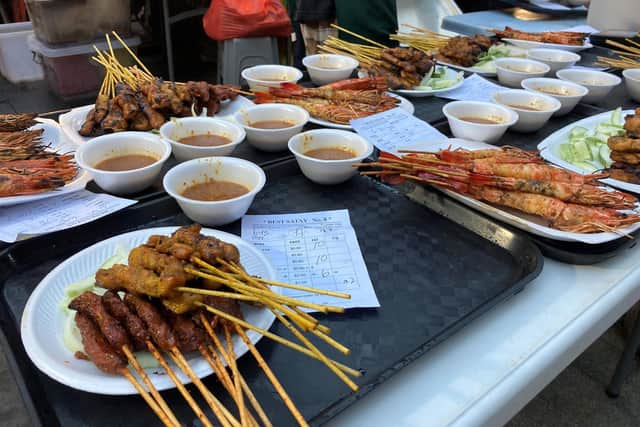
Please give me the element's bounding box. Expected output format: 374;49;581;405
102;291;150;351
125;293;177;351
437;35;493;67
165;311;208;352
490;26;586;45
74;312;127;374
79;108;97;136
68;291;131;353
96;263;181;298
624;109;640;137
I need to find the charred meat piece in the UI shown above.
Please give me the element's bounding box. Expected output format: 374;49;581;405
165;310;207;352
145;79;171;110
79;108;97;136
381;50;417;73
187;81;210;103
102;101;128;133
611;151;640;165
147;235;195;260
129;111;152;131
160;82;184;114
96;264;182;298
172;224;240;264
175;84;193;104
94;94;110;122
470;34;493;49
102;290;150;351
124;294;177;351
68;291;131;351
114;83;140;120
74;312;127;374
136;92;166;129
210;84;239;102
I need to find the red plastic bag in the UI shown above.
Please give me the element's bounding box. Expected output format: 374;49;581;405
203;0;292;41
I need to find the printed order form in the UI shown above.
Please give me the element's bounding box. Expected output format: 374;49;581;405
241;210;380;311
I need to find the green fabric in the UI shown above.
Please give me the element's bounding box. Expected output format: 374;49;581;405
335;0;398;47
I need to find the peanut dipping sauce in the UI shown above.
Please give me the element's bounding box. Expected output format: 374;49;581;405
181;180;249;201
94;154;158;171
248;120;296;129
178;134;231;146
303;147;357;160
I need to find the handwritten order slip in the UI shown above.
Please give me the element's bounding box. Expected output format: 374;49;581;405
0;190;137;243
350;107;447;156
435;73;504;102
241;210;380;311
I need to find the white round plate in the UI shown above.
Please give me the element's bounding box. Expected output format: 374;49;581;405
392;67;464;98
21;226;278;395
502;38;593;52
58;96;255;145
0;118;91;207
308;93;414;130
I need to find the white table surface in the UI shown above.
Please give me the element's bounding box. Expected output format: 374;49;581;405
326;243;640;427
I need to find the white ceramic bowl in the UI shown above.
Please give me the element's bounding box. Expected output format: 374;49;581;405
163;157;266;226
493;89;561;133
495;58;550;88
623;68;640;103
556;68;621;104
241;65;303;91
288;129;373;185
159;117;245;162
75;132;171;195
521;77;588;116
527;48;581;74
234;104;309;152
442;101;519;143
302;54;359;86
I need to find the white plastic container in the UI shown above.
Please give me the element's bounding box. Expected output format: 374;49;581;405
0;22;43;83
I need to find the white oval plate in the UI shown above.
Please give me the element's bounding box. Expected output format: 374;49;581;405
537;109;640;194
21;226;278;395
392;67;465;98
309;93;414;130
58;96;255;145
0;118;91;207
502;38;594;52
403;138;640;244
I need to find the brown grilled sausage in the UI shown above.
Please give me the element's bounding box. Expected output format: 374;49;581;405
69;291;130;352
102;291;150;351
74;313;126;374
124;294;176;351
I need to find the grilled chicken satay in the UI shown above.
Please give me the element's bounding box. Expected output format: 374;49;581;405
165;310;208;352
136;92;166;129
79;108;97;136
102;290;150;351
102;101;128;132
187;81;210;103
74;312;127;374
96;264;180;298
94;93;110;122
624;110;640;137
129;246;190;283
68;291;131;353
114;83;140;120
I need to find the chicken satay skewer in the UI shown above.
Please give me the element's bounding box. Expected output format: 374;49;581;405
234;323;310;427
194;302;361;377
200;313;272;427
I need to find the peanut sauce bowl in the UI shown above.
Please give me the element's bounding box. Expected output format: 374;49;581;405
75;132;171;195
493;89;561;133
159;116;246;162
302;54;359;85
163;157;266;226
234;104;309;152
442;101;519;143
556;69;621;104
241;64;303;91
288;129;373;185
623;69;640;103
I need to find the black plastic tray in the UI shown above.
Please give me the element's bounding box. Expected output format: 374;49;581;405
0;159;542;427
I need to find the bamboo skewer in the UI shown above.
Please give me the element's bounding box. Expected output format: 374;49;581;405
224;325;249;427
200;314;273;427
330;23;388;48
194;301;361;378
235;325;310;427
169;347;240;427
271;309;359;391
122;346;180;427
146;342;214;427
121;369;175;427
246;276;351;299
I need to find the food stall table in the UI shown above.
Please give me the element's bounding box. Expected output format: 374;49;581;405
326;246;640;426
441;10;587;36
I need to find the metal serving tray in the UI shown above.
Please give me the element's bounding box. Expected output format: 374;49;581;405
0;159;541;426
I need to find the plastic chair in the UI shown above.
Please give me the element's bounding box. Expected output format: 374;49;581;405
217;36;279;85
